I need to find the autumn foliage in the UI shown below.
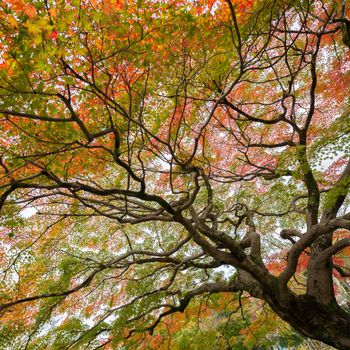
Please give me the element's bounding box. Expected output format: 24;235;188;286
0;0;350;349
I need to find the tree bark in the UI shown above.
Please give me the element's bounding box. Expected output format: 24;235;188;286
266;290;350;349
229;264;350;348
307;234;336;305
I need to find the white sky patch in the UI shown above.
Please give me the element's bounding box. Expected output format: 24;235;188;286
212;265;236;279
20;207;37;218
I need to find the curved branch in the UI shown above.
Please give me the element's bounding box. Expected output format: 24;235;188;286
143;281;233;335
0;268;103;313
322;159;350;222
313;238;350;265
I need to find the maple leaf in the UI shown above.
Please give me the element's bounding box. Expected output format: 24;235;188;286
47;29;59;40
23;4;37;19
0;0;349;349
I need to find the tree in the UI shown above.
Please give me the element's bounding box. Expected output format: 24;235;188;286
0;0;349;348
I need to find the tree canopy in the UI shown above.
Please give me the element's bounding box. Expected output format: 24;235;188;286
0;0;350;348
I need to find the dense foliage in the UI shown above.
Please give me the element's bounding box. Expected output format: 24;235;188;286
0;0;349;348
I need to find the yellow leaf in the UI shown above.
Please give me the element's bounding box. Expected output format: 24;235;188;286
7;15;18;29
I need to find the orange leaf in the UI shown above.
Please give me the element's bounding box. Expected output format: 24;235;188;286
23;4;37;19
